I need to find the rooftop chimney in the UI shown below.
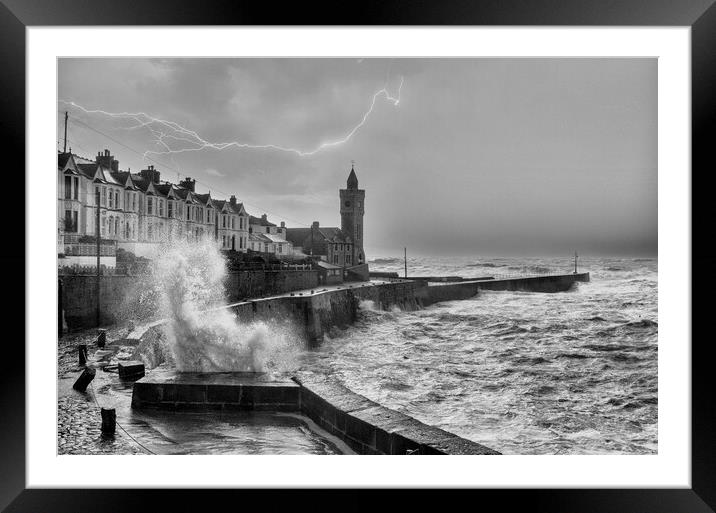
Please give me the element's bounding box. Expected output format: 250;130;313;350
280;221;285;228
95;148;119;172
230;195;237;206
140;165;161;184
312;221;319;229
179;177;196;192
261;214;268;222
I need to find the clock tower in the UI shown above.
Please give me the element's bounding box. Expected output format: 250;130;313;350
340;164;365;265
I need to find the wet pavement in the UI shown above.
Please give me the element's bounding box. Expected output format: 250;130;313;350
57;326;349;455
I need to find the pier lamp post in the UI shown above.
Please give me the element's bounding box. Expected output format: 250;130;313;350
574;251;578;274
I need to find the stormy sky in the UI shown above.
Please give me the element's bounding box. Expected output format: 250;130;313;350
58;58;657;258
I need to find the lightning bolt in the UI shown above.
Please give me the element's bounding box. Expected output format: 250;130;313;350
59;76;403;160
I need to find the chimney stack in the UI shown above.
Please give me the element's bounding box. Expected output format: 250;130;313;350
312;221;319;229
95;148;119;172
140;165;161;184
179;177;196;192
280;221;285;228
230;195;237;206
261;214;268;222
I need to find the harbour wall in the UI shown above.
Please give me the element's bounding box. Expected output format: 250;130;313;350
132;273;590;349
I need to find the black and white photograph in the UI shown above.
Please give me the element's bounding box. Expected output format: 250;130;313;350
56;57;658;457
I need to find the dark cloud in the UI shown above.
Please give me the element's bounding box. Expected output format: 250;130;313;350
58;58;656;257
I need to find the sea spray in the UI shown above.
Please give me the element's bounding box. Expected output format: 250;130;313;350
150;237;303;373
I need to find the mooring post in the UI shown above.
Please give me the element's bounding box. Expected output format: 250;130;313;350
97;328;107;348
78;344;87;366
101;408;116;436
73;367;96;392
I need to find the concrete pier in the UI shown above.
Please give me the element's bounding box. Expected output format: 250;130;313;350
131;366;300;411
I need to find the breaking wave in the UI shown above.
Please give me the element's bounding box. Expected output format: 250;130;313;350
149;237;303;373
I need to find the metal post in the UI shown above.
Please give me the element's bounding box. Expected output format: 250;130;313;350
574;251;578;274
404;247;408;278
96;189;101;327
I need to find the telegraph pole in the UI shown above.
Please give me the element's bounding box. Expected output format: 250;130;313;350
63;111;68;153
404;247;408;279
96;189;101;327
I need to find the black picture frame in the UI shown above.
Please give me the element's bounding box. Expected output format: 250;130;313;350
4;0;714;511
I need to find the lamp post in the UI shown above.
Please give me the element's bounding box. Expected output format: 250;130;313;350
96;189;101;327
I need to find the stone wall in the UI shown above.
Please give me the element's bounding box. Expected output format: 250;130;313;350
60;274;151;329
61;269;320;330
224;270;319;302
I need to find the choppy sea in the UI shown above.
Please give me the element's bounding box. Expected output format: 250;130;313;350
298;255;657;455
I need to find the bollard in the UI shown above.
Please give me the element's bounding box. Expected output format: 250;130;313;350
72;367;96;392
78;344;88;366
97;329;107;348
101;408;116;436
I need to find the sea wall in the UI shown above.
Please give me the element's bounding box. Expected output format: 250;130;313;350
60;274;148;329
60;269;320;330
131;274;590;349
224;270;319;302
131;366;500;455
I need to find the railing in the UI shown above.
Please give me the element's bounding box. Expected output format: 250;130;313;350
63;242;117;257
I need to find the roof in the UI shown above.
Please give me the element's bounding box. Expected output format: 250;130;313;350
284;226;351;254
58;153;72;169
110;171;139;190
194;193;213;206
76;163;100;180
263;233;289;244
229;202;247;215
154;183;175;196
316;260;343;270
249;233;272;243
249;215;277;227
347;167;359;189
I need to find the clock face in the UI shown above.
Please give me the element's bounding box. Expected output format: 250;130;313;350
344;201;351;208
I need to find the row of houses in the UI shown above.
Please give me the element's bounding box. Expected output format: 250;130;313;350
57;149;298;266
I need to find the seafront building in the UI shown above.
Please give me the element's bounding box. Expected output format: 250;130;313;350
57;149;288;267
58;149;368;278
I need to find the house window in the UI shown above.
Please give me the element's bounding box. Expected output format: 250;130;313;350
115;190;119;208
168;201;174;218
64;210;77;232
231;217;235;230
64;176;72;199
278;244;282;254
147;197;153;215
159;199;164;217
95;186;100;203
265;227;270;234
107;188;112;208
115;218;119;236
222;216;226;228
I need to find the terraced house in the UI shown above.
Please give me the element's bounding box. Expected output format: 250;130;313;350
57;149;250;266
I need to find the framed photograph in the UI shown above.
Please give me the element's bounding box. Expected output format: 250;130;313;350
6;0;715;511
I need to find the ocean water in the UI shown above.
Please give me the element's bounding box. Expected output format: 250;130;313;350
297;255;657;455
